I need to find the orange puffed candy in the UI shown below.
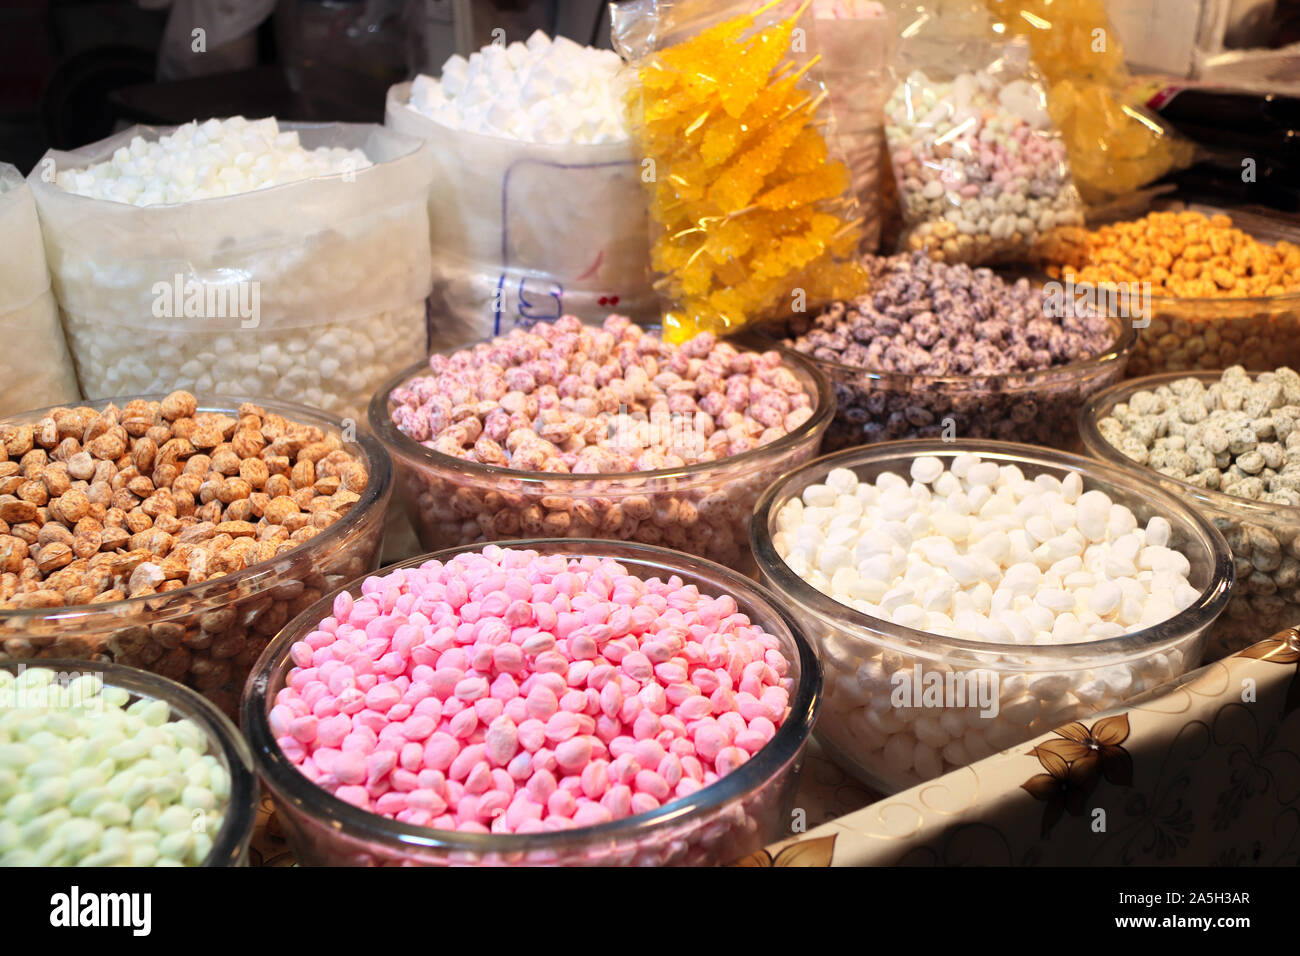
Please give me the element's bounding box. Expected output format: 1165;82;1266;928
1044;210;1300;299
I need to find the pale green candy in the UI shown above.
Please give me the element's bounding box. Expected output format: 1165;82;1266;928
5;791;35;822
166;719;206;752
181;786;215;812
156;805;192;835
208;765;230;802
66;674;104;705
0;769;17;802
0;742;37;770
131;798;158;826
150;774;186;804
24;757;70;781
122;775;154;810
39;711;78;737
0;670;14;689
30;776;69;813
149;745;182;771
67;766;107;792
32;836;70;867
68;786;111;816
78;845;126;867
22;807;70;846
0;671;229;867
0;819;17;853
100;686;130;709
24;730;61;751
158;830;194;861
57;817;104;857
139;699;171;727
14;667;55;690
106;737;147;764
190;831;214;864
90;801;132;827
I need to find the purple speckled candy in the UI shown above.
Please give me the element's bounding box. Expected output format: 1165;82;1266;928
777;253;1124;450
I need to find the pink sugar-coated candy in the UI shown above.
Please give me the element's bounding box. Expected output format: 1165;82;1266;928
275;547;792;834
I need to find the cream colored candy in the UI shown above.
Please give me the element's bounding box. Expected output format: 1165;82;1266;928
0;667;227;866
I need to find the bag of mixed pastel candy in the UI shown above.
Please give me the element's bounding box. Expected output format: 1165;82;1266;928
884;8;1086;265
982;0;1193;204
611;0;867;343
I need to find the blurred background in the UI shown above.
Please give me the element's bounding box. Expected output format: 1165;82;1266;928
0;0;613;173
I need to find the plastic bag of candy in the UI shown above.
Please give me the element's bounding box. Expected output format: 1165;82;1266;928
884;10;1087;265
982;0;1193;204
611;0;868;342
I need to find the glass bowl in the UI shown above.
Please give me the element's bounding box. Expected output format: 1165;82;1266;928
0;657;258;866
242;538;822;866
0;395;393;717
1080;369;1300;658
752;312;1134;454
367;333;833;574
751;439;1233;794
1061;204;1300;377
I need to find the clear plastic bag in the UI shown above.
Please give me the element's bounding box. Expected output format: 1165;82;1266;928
386;82;656;350
885;28;1086;264
611;0;868;342
0;164;80;415
982;0;1193;204
29;122;433;421
809;2;897;253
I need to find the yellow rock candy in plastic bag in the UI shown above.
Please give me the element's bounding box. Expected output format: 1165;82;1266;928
627;0;866;342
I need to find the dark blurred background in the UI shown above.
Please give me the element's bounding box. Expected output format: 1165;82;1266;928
0;0;610;174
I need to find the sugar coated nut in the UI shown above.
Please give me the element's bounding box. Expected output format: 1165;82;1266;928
1095;365;1300;654
0;393;382;716
772;454;1202;788
0;667;228;866
273;546;794;836
388;314;825;569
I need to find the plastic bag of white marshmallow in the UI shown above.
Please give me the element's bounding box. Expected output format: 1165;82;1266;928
28;121;434;422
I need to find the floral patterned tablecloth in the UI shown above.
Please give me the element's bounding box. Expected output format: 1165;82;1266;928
737;631;1300;866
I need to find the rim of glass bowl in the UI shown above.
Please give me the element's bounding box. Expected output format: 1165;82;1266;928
1080;370;1300;523
747;308;1137;391
0;393;392;621
367;326;835;486
0;657;258;866
750;438;1234;662
243;538;823;856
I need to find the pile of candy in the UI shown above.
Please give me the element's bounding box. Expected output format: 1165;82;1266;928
0;667;230;866
271;547;793;833
886;67;1085;264
54;117;370;206
406;32;629;144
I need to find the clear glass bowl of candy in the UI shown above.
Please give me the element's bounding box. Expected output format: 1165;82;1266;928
750;439;1232;794
242;539;822;866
